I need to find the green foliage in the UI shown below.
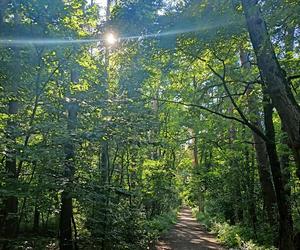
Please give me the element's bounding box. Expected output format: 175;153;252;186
192;208;213;230
145;208;178;238
1;0;300;249
212;222;276;250
0;237;58;250
194;210;276;250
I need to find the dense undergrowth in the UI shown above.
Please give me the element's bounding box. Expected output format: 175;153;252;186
2;209;178;250
146;208;178;241
193;208;276;250
1;1;300;250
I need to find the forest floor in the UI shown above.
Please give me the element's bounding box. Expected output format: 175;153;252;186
154;207;224;250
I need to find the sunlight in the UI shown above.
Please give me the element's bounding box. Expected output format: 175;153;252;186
105;32;117;45
1;0;297;249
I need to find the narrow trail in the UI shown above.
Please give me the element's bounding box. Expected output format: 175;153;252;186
155;207;224;250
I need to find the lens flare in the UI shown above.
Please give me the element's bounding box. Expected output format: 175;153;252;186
105;33;117;45
0;19;239;47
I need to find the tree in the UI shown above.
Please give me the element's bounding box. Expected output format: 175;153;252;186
1;0;300;249
242;0;300;181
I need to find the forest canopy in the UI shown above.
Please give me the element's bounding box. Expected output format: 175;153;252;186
0;0;300;249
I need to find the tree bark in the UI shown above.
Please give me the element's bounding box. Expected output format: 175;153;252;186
263;94;294;250
191;129;205;212
100;139;109;241
33;206;40;233
240;50;277;224
242;0;300;180
244;145;257;237
3;117;19;237
1;47;20;239
95;2;113;246
59;102;78;250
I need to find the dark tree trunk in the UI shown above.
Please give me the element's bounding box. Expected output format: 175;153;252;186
252;131;277;222
1;5;22;239
59;193;73;250
240;49;277;224
280;127;292;198
33;206;40;233
244;146;257;237
263;95;294;250
249;150;257;236
97;140;110;249
101;141;109;186
59;102;78;250
227;109;243;224
3;113;19;238
242;0;300;180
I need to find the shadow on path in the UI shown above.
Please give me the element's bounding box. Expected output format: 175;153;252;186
154;207;224;250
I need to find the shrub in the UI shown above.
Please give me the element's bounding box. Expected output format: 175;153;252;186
193;208;276;250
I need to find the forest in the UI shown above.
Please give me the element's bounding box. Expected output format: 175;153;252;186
0;0;300;249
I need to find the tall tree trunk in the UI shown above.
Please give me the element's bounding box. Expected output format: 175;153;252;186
240;50;277;224
244;144;257;237
279;22;295;199
227;107;243;223
191;129;205;212
192;132;199;167
280;128;292;198
1;3;23;239
249;149;257;237
33;205;40;233
59;102;78;250
97;1;113;246
100;139;109;246
2;101;19;238
242;0;300;180
252;130;277;222
263;94;294;250
1;45;20;238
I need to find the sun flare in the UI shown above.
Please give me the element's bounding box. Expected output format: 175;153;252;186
105;32;117;45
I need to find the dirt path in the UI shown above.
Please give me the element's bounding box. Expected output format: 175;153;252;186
154;207;224;250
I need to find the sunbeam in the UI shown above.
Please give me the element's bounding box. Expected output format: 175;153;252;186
0;19;237;47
